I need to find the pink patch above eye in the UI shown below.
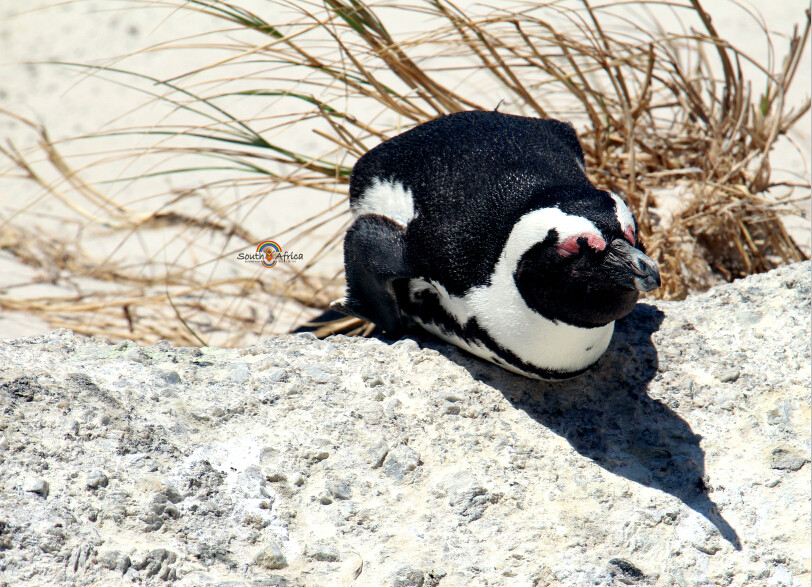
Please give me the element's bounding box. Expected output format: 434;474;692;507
624;226;635;245
557;233;606;256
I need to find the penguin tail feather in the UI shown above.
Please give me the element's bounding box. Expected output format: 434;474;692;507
330;297;371;322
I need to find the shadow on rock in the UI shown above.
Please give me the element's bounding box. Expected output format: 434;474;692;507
424;303;741;550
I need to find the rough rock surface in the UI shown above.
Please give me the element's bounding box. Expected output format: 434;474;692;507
0;263;809;587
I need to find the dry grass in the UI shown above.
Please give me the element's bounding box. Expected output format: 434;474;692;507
1;0;809;344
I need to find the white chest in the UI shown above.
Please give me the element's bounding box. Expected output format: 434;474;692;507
408;278;614;378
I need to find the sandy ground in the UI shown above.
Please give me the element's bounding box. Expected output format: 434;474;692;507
0;0;810;340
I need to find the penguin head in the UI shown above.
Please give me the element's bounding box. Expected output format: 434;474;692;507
513;190;660;328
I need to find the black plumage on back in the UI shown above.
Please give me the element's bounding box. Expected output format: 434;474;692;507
336;110;660;379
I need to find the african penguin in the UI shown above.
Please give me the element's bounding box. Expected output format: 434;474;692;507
332;110;660;379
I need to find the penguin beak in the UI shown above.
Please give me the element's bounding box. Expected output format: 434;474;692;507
604;239;661;292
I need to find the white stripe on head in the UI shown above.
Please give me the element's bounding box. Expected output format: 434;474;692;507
352;178;416;227
610;193;636;243
501;207;603;264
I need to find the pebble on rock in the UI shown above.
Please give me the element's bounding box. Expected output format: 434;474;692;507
391;564;425;587
447;475;494;521
86;470;109;489
22;477;49;498
97;550;131;574
366;438;390;469
770;447;809;471
327;480;352;500
306;541;340;562
382;445;420;483
254;543;288;570
715;368;741;383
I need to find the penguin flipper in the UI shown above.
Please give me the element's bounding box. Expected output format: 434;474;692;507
335;213;412;333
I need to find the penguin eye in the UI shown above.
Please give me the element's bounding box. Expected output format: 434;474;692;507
556;233;606;257
623;226;635;245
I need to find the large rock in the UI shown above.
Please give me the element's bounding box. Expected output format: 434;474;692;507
0;262;809;587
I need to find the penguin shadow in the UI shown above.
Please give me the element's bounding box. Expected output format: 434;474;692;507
420;303;742;550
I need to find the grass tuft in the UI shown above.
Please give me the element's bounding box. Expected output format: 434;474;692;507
1;0;809;344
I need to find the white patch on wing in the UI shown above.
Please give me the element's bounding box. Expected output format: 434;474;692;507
408;208;615;377
611;193;636;234
352;178;416;227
